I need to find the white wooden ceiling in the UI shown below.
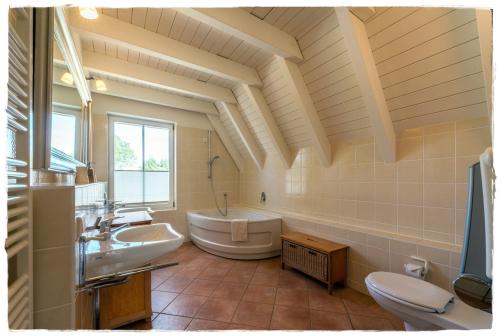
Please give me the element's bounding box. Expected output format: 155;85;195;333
74;7;490;167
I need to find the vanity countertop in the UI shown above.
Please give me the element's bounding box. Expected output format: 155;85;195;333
76;209;153;230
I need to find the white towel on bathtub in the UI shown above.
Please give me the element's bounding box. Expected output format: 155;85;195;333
231;219;248;242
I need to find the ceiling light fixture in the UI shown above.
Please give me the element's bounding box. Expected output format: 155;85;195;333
95;80;107;91
60;72;74;85
79;7;98;20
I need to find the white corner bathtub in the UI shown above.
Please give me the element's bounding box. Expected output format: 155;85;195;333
186;208;282;259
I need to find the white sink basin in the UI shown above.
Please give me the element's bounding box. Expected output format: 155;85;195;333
83;223;183;278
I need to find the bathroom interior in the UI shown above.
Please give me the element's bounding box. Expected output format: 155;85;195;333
4;4;494;332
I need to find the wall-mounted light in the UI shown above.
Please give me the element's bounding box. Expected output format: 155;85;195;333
95;79;107;91
79;7;98;20
60;72;74;85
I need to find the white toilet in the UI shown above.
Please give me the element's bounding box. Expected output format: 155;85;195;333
365;272;492;330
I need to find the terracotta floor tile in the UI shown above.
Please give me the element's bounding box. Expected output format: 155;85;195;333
117;320;152;330
151;314;191;330
174;267;203;278
250;271;280;286
211;260;236;271
182;279;219;296
255;258;282;274
231;301;274;328
155;275;193;293
195;298;239;322
232;260;259;272
309;291;346;313
211;282;247;300
310;310;352;330
222;268;254;284
151;291;178;313
149;244;401;332
198;266;230;281
349;314;396;330
343;298;392;318
307;278;329;293
184;257;212;271
270;305;311;330
151;264;181;279
278;269;310;289
241;285;277;304
151;274;166;289
275;287;309;308
228;323;263;330
162;294;208;317
186;319;231;330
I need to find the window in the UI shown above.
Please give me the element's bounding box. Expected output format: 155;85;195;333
109;115;175;206
50;105;83;171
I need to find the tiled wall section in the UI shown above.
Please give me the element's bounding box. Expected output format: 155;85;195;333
240;117;490;291
281;215;461;294
153;127;240;238
75;182;108;207
32;186;75;329
31;169;75;185
240;117;491;246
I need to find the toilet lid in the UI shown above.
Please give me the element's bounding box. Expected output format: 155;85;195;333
366;272;454;313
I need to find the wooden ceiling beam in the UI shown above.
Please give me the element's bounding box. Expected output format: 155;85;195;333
217;102;266;170
53;65;218;115
276;56;332;166
475;9;493;122
178;8;303;61
242;84;293;168
68;9;262;86
80;50;236;104
337;8;396;162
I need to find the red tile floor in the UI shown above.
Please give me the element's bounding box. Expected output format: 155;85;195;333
119;242;405;331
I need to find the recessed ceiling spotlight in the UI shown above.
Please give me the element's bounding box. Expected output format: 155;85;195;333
60;72;74;85
79;7;98;20
95;79;107;91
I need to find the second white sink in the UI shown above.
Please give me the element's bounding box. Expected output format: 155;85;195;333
115;224;180;243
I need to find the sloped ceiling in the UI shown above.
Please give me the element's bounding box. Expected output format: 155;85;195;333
73;7;490;168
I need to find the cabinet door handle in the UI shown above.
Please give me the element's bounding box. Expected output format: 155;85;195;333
289;243;297;248
308;251;317;256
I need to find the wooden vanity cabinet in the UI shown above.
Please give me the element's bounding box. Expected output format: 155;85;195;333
75;212;154;329
99;271;152;329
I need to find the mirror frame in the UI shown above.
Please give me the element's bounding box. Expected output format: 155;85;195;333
33;6;92;172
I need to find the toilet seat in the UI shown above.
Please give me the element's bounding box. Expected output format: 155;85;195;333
365;272;492;330
366;272;454;313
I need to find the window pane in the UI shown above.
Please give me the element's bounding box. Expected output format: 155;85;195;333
114;122;143;170
145;171;170;203
144;126;170;171
51;112;76;157
114;171;143;203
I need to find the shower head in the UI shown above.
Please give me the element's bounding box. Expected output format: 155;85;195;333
208;155;220;165
208;155;220;179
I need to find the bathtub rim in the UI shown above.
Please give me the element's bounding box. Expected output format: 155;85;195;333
186;207;282;223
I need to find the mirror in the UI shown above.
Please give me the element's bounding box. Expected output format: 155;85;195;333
32;7;91;172
51;40;85;170
453;275;491;312
454;162;492;313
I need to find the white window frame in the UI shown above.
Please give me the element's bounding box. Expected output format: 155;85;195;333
51;103;82;161
108;114;176;208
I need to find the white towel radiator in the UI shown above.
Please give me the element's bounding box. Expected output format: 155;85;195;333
6;7;33;329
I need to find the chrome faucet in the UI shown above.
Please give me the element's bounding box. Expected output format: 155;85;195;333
97;191;123;211
97;216;125;238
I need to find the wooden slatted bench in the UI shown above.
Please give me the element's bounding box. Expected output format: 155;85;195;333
281;231;348;294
